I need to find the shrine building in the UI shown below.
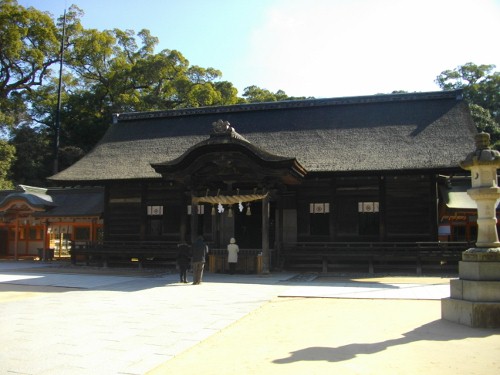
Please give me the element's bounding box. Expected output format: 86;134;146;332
42;90;480;273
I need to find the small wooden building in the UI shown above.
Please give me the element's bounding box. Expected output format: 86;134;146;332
48;90;478;272
437;175;500;243
0;185;103;259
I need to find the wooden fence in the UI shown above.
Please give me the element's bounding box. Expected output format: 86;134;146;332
281;241;471;274
69;240;178;268
69;240;471;274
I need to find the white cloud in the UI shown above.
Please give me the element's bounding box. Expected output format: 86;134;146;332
239;0;500;98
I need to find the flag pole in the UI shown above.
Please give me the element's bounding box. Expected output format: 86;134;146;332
53;9;66;174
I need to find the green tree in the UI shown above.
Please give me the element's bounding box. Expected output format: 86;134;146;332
0;139;16;189
1;2;305;185
9;4;243;178
64;27;241;112
0;0;61;128
436;63;500;147
468;103;500;149
242;85;309;103
436;63;499;120
58;145;84;172
9;125;51;186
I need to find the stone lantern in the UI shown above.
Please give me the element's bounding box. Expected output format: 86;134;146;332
441;132;500;327
461;132;500;248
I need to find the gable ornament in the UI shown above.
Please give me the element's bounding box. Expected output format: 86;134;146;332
212;119;232;134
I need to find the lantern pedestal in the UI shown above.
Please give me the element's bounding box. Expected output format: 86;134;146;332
442;249;500;328
441;132;500;328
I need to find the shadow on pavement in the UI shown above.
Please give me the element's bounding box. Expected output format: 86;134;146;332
273;319;498;364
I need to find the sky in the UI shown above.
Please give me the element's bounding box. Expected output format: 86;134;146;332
18;0;500;99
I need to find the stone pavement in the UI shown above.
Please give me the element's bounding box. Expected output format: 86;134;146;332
0;260;491;375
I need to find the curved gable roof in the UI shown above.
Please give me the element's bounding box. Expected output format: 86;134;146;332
0;185;55;211
153;123;300;168
49;90;477;183
152;122;306;185
0;186;104;218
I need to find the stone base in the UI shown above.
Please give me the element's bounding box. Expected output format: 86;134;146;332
441;298;500;328
462;248;500;262
450;278;500;301
441;248;500;328
459;260;500;280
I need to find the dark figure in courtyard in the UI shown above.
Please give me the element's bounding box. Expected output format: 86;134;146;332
192;236;208;285
176;242;191;283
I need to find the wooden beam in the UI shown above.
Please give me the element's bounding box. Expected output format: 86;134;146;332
261;195;270;273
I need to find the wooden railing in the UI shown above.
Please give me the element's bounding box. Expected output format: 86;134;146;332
69;240;179;268
281;241;471;274
69;240;470;274
69;242;267;273
207;248;263;274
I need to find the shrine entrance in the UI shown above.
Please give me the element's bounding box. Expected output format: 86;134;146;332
0;197;47;259
151;120;306;272
234;201;276;249
234;201;262;249
0;228;8;256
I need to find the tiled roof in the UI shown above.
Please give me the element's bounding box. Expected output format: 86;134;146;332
0;186;103;217
49;90;477;183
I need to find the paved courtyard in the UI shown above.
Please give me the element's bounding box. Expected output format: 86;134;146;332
0;260;498;374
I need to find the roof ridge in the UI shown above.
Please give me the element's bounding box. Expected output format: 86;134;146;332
113;90;463;123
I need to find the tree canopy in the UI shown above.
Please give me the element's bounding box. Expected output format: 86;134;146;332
0;1;304;186
436;63;499;122
0;0;60;128
436;62;500;147
0;139;15;189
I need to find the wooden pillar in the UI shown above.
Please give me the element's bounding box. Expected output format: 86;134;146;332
190;191;198;245
379;175;386;241
103;187;110;241
43;220;49;260
261;195;270;274
430;174;439;239
14;214;19;260
211;205;217;248
180;194;188;243
277;195;284;268
180;215;187;243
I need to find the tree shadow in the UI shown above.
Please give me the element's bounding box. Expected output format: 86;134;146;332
273;319;498;364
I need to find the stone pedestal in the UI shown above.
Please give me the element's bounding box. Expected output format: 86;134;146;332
442;249;500;328
443;132;500;327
